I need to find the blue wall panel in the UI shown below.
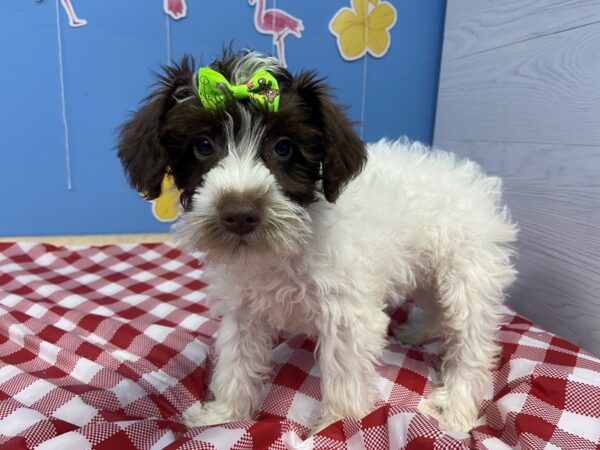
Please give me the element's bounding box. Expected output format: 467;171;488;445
0;0;446;236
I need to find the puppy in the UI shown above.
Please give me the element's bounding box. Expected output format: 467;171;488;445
117;49;517;433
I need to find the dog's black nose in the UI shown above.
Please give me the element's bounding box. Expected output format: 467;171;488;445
220;203;261;235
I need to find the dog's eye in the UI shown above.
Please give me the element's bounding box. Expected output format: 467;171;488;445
272;138;293;161
193;136;214;160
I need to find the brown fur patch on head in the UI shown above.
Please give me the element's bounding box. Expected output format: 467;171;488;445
291;72;367;202
117;55;197;200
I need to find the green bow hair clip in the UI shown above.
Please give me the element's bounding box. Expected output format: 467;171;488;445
197;67;280;112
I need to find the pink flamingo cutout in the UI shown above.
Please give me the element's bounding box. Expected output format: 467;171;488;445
249;0;303;68
60;0;86;27
56;0;187;27
164;0;188;20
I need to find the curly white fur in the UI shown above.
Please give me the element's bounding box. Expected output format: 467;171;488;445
176;138;517;433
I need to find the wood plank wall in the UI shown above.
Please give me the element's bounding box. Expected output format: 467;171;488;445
433;0;600;355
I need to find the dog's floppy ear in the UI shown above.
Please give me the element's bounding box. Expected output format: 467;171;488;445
118;55;196;200
294;72;367;202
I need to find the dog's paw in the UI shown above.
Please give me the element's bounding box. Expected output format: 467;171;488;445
394;307;440;346
419;387;478;433
394;322;431;346
183;400;246;428
311;398;376;435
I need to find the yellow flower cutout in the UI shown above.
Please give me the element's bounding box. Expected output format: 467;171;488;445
151;174;182;222
329;0;397;61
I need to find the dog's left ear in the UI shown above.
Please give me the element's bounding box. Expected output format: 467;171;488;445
293;72;367;202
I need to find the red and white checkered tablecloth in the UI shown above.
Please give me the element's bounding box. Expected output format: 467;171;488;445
0;242;599;449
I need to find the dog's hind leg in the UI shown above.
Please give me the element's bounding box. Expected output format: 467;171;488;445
418;244;516;432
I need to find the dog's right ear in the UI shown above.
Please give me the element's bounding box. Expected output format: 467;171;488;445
292;71;367;203
118;55;196;200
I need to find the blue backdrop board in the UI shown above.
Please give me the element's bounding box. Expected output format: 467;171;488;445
0;0;446;236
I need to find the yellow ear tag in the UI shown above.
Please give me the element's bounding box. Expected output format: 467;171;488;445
151;174;182;222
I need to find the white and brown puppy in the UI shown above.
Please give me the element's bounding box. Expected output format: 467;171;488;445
118;49;517;433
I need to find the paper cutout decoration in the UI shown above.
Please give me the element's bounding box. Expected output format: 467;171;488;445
59;0;87;27
53;0;187;28
249;0;303;68
164;0;188;20
151;175;182;222
329;0;397;61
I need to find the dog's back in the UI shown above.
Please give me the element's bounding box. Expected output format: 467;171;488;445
308;138;517;305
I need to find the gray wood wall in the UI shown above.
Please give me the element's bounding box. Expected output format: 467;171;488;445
433;0;600;356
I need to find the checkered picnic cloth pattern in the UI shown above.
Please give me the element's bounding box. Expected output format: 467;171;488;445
0;243;599;450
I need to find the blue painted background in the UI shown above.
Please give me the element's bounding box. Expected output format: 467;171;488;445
0;0;446;236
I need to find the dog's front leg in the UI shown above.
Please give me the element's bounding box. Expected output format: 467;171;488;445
185;312;275;427
315;307;390;431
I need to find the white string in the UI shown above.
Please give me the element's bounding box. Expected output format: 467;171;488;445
271;0;276;58
360;9;369;140
55;0;72;190
166;14;172;63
